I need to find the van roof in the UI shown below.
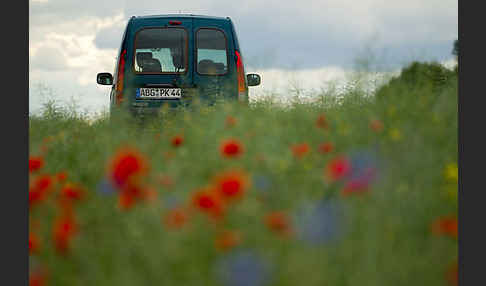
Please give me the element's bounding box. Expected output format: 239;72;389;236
131;14;230;21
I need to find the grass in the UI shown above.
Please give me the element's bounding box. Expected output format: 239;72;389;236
28;62;458;286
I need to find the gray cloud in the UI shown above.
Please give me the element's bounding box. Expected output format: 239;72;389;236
94;24;125;50
30;0;121;26
30;0;457;71
30;46;68;71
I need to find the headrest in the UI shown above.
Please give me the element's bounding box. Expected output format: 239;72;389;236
198;60;226;75
136;52;153;68
142;58;162;72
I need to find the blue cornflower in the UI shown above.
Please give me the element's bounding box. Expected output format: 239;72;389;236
96;178;116;195
296;200;344;245
216;250;271;286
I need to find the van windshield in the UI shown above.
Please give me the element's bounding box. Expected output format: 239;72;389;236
134;28;187;73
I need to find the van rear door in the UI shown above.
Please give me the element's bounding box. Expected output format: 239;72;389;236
192;18;237;103
124;17;195;110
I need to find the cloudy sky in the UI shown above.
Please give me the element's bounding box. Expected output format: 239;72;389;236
29;0;457;114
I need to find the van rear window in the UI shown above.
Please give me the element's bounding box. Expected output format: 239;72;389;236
196;29;228;75
134;28;187;74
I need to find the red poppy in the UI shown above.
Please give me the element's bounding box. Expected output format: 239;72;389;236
325;156;351;181
341;180;369;196
192;188;225;219
29;156;44;174
212;170;249;202
108;147;149;188
220;139;244;158
445;260;458;286
29;175;53;208
120;183;157;210
118;188;136;210
431;216;458;239
215;230;241;251
318;142;333;154
316;114;329;129
56;171;68;182
164;207;189;229
265;211;292;237
29;186;47;208
29;232;40;255
33;175;53;193
370;119;384;132
60;183;84;201
291;143;310;159
171;135;184;147
52;216;78;255
29;271;47;286
225;115;237;128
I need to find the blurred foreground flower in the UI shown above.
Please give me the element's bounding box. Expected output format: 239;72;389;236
96;179;116;195
29;269;47;286
52;215;78;255
325;156;351;181
29;232;41;255
171;134;184;147
253;175;271;191
316;114;328;129
212;170;250;203
118;184;156;211
264;211;292;237
215;230;242;252
341;150;380;196
29;156;44;174
220;139;244;158
29;175;54;208
431;216;458;239
296;200;343;245
192;187;225;220
389;128;402;141
369;119;384;133
446;260;458;286
216;250;271;286
225;115;237;128
444;163;458;183
33;175;53;193
55;171;68;182
318;142;333;154
291;143;310;159
164;206;190;230
60;183;85;202
108;147;149;188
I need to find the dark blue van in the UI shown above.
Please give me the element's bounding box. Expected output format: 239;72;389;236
96;14;261;115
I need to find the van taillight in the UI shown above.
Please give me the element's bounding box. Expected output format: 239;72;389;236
115;49;127;105
169;20;182;25
235;50;247;96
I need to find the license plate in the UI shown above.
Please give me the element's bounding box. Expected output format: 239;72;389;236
136;88;182;99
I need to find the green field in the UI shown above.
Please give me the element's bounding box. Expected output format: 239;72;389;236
28;62;458;286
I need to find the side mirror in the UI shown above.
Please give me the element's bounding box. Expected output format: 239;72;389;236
246;73;261;87
97;73;113;85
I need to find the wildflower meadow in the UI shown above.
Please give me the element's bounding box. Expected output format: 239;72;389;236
29;61;458;286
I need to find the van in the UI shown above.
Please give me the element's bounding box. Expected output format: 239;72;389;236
96;14;261;116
